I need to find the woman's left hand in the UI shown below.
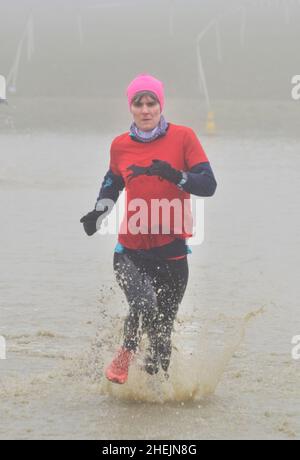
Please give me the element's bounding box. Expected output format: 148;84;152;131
146;160;183;184
126;160;183;185
126;163;152;182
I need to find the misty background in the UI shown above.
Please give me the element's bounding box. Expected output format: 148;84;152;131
1;0;300;440
1;0;300;132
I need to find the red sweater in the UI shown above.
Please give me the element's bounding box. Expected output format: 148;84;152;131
109;123;208;250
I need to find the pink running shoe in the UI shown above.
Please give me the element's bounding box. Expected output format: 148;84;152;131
105;347;134;384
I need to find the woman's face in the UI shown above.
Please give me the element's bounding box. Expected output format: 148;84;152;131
130;94;161;131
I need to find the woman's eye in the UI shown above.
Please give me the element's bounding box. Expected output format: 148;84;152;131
133;101;156;108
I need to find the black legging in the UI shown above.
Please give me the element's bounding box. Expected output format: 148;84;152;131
113;251;189;372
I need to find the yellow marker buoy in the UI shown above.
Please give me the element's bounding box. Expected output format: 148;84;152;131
206;111;216;135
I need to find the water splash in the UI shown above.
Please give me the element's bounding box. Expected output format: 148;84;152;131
93;310;263;403
0;304;263;405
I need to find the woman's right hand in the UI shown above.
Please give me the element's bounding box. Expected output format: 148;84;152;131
80;208;107;236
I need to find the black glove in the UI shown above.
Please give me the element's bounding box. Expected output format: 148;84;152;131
80;208;108;236
146;160;183;184
126;164;152;183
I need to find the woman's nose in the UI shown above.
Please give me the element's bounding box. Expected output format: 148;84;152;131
141;104;150;113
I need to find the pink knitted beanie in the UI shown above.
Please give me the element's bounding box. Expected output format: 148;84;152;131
126;73;164;110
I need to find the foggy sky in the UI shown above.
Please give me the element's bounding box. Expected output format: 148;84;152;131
1;0;300;100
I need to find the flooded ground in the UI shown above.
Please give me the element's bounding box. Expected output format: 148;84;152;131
0;129;299;439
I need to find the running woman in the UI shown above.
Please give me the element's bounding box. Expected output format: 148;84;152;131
80;74;217;384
